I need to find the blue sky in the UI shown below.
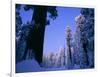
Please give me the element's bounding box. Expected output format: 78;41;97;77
19;5;80;55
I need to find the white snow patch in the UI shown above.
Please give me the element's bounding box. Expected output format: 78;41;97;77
16;59;43;73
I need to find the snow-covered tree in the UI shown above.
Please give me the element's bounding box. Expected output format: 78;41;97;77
58;46;66;67
54;53;59;67
42;52;56;68
75;14;89;68
48;52;55;67
16;4;23;63
16;20;35;63
16;4;22;37
74;8;94;68
42;54;48;67
80;8;94;68
65;26;73;69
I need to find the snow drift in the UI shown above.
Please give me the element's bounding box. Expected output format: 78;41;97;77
16;59;43;73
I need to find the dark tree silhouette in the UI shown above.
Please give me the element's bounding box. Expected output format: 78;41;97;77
22;5;58;64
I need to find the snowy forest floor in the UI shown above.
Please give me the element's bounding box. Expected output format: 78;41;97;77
16;59;82;73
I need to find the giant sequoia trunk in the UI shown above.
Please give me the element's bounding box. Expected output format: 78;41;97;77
23;6;47;64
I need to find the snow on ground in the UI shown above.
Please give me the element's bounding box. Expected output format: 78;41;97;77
16;59;43;73
16;59;67;73
44;66;67;71
16;59;82;73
